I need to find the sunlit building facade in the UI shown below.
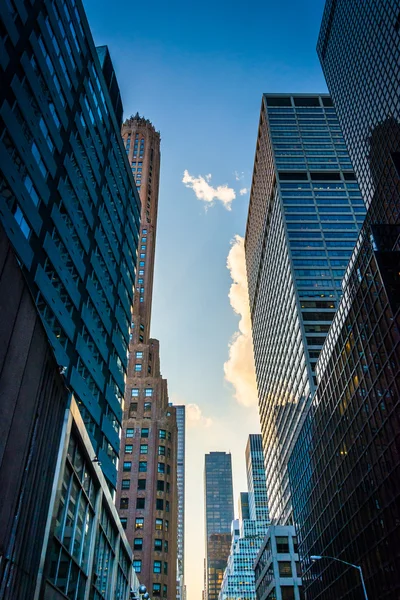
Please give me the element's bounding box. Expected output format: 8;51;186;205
245;94;365;522
288;2;400;599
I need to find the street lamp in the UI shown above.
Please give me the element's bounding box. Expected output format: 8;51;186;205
310;555;368;600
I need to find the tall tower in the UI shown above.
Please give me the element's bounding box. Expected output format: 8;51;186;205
204;452;234;600
245;94;365;523
117;116;178;600
287;4;400;599
175;405;186;600
245;434;269;523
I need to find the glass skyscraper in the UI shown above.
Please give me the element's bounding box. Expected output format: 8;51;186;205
288;2;400;599
0;0;140;489
246;434;270;523
245;94;365;523
204;452;234;600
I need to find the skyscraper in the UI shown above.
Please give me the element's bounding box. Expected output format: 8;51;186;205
116;115;178;599
0;0;141;490
245;94;365;522
204;452;234;600
219;435;271;600
288;3;400;599
175;405;186;600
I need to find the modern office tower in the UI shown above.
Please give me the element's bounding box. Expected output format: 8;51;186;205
204;452;234;600
219;435;270;600
288;3;400;600
246;434;270;523
0;0;140;490
254;526;302;600
175;405;186;600
245;94;365;523
117;116;178;599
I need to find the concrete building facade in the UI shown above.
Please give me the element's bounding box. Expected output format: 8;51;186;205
175;405;186;600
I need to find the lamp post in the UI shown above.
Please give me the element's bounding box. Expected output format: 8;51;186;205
310;555;368;600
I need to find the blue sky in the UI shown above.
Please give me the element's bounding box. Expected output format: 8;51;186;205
83;0;328;597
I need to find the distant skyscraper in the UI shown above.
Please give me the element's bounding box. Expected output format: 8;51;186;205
245;94;365;522
288;3;400;599
0;0;140;494
219;435;270;600
204;452;234;600
175;405;186;600
117;115;178;599
246;434;269;523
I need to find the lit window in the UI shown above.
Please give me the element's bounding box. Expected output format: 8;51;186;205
139;270;144;275
131;388;139;397
136;351;143;358
125;444;133;454
135;364;142;371
145;388;153;397
135;518;144;529
155;519;163;531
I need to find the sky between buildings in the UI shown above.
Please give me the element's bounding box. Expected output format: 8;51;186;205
82;0;328;598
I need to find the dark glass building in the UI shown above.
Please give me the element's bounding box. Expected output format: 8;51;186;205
204;452;234;600
288;2;400;599
0;0;140;488
245;94;365;523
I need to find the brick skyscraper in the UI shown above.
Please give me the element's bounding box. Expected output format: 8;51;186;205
117;115;178;600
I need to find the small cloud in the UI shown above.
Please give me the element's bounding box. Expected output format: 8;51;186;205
186;403;213;428
234;170;244;181
239;188;248;196
182;170;235;211
223;235;258;408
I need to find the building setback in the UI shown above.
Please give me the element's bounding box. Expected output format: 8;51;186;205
116;115;178;600
245;94;365;523
204;452;234;600
288;2;400;599
0;0;141;490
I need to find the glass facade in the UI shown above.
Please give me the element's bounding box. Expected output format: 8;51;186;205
245;94;365;523
0;0;140;489
246;434;270;523
204;452;234;600
288;2;400;599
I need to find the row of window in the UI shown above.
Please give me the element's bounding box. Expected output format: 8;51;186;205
131;387;153;397
120;497;170;512
125;427;171;440
125;444;170;456
122;461;171;474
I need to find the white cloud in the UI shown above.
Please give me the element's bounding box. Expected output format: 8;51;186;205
234;170;244;181
186;403;213;428
182;170;236;211
223;235;258;407
239;188;248;196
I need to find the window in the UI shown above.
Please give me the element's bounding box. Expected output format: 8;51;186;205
129;402;137;416
139;461;147;472
134;538;143;550
138;479;146;490
163;585;167;598
159;430;166;439
164;540;168;553
120;497;129;509
125;444;133;454
135;364;142;372
157;480;165;492
158;445;166;456
131;388;139;397
154;539;162;551
141;428;149;438
279;562;292;577
144;402;151;412
164;562;168;575
158;463;165;474
123;461;131;472
156;499;164;510
166;465;170;475
120;518;127;529
145;388;153;397
126;428;134;438
281;587;295;600
136;498;145;509
166;482;170;493
140;444;148;454
153;584;161;597
293;536;299;553
155;519;163;530
165;520;169;532
135;518;144;529
276;537;290;553
153;561;162;574
133;559;142;573
166;501;170;513
122;479;130;490
136;351;143;358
